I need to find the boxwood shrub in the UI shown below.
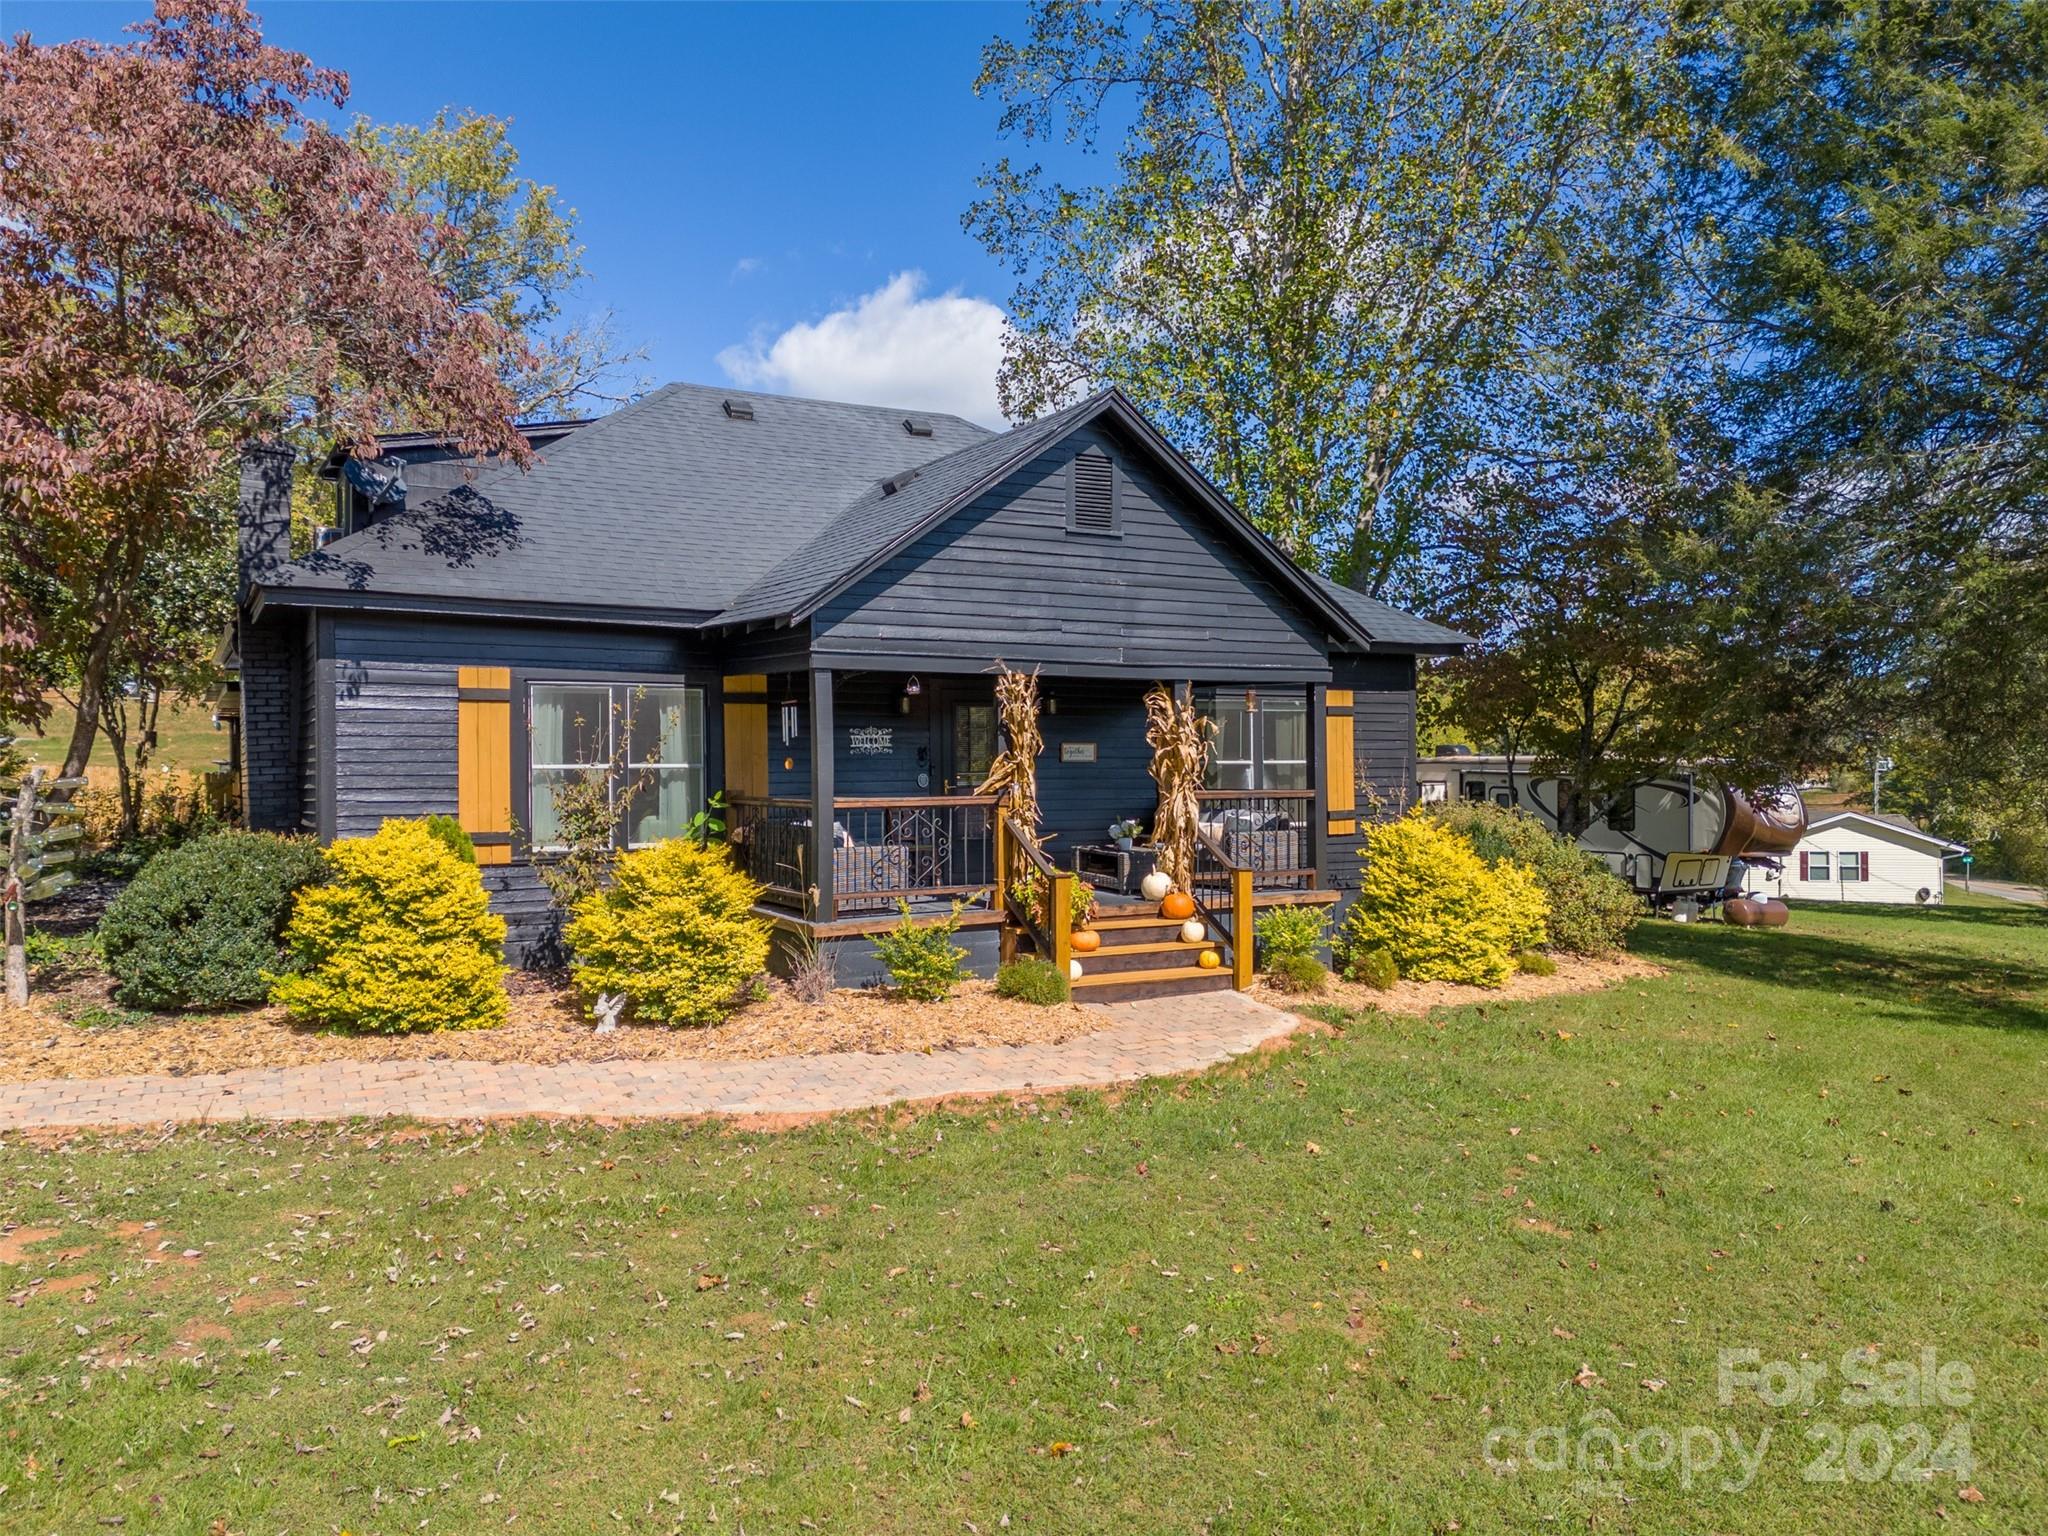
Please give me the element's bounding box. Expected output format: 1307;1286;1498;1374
99;831;330;1010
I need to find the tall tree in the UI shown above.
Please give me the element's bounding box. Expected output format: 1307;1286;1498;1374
968;0;1668;586
0;0;530;780
351;109;645;418
1672;0;2048;767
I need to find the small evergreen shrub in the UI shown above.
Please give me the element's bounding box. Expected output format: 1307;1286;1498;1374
422;814;477;865
270;819;506;1033
1255;904;1329;964
995;956;1069;1005
1266;952;1329;995
99;831;329;1010
565;840;770;1025
1343;813;1550;988
870;899;970;1002
1429;800;1639;955
1347;946;1399;990
1517;948;1558;976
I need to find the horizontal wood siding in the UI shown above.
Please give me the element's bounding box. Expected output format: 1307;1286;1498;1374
814;423;1334;678
332;661;460;839
483;865;566;967
1036;680;1153;853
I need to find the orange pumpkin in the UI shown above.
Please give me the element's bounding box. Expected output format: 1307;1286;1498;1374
1160;890;1196;921
1198;949;1221;969
1070;928;1102;953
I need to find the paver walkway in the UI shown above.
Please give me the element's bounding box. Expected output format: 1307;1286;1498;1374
0;992;1299;1132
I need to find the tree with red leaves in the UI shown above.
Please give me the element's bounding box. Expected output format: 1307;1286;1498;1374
0;0;530;776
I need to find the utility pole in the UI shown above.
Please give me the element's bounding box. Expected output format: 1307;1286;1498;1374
1873;754;1894;815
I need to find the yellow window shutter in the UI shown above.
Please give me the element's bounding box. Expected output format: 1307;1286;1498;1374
457;666;513;865
723;674;769;801
1324;688;1356;828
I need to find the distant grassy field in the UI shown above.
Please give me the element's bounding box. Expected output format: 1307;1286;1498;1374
10;691;229;780
0;900;2041;1532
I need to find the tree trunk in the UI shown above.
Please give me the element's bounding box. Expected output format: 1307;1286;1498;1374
56;533;143;787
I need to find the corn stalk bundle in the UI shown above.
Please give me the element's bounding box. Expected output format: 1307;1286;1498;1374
976;662;1045;857
1144;682;1213;889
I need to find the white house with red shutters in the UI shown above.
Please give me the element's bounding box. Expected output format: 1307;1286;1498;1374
1742;810;1967;906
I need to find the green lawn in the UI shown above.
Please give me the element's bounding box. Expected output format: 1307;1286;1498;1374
10;690;230;777
2;901;2042;1533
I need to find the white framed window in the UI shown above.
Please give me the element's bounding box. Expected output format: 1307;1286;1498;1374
1202;691;1309;791
1839;850;1863;882
1807;850;1832;881
528;681;704;851
1419;779;1448;804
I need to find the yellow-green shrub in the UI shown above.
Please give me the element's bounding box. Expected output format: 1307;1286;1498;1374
270;819;507;1033
1343;814;1550;988
565;840;770;1025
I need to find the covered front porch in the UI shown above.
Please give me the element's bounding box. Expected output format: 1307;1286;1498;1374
721;667;1341;944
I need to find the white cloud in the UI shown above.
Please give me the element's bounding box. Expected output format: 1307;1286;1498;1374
717;271;1008;428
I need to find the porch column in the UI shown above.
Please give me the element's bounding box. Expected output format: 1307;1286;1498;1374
1308;685;1329;887
809;667;835;921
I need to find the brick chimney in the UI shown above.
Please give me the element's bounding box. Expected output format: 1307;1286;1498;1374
236;440;295;603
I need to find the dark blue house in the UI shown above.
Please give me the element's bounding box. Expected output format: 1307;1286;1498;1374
229;384;1466;1000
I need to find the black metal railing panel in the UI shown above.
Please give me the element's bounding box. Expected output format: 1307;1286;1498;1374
830;796;998;914
1197;789;1316;890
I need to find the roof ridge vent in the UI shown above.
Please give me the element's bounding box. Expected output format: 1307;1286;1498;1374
903;417;934;437
881;466;922;496
722;398;755;421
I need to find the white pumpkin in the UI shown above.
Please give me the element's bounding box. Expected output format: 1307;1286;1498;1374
1140;870;1174;903
1179;917;1206;944
1068;959;1084;983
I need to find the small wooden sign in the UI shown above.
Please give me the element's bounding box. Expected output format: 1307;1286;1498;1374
1059;741;1098;763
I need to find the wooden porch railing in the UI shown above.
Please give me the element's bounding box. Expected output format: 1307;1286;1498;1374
1197;789;1316;891
728;793;998;917
1189;829;1257;989
997;810;1074;974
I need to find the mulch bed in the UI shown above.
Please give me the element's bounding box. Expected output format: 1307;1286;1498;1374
0;963;1109;1082
1252;950;1663;1017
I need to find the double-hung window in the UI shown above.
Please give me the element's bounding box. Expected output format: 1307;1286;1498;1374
1806;850;1832;881
528;682;704;851
1203;691;1309;791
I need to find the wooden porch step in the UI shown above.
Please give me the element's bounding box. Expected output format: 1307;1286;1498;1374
1072;963;1226;988
1076;941;1217;975
1070;966;1237;1004
1084;913;1187;931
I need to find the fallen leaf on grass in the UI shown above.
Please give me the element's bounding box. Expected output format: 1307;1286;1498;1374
1571;1364;1600;1389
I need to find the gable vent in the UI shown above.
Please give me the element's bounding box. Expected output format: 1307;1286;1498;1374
1068;448;1118;534
903;417;934;437
722;398;755;421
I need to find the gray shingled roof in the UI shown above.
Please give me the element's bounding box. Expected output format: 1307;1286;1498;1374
258;379;1468;655
263;383;993;615
1310;575;1472;651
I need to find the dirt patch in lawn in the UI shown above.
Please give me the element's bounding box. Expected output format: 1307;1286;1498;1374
0;970;1109;1082
1257;950;1662;1018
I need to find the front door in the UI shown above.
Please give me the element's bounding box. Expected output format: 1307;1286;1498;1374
938;689;998;796
933;684;997;898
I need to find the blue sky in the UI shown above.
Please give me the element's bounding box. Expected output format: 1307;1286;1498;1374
9;1;1087;425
